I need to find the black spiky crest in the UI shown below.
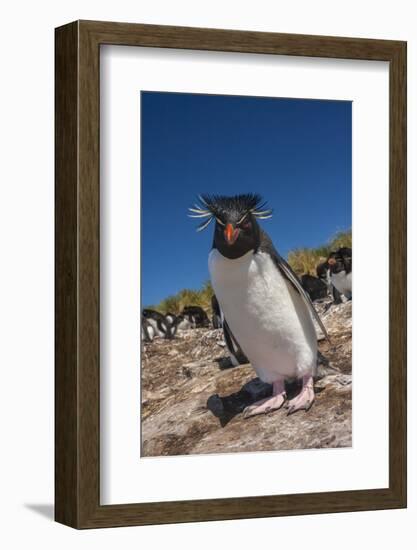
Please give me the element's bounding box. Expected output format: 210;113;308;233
188;193;273;232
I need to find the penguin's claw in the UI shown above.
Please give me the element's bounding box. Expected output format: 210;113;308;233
286;386;315;415
243;393;286;419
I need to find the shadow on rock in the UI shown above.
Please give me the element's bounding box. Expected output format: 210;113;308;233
207;377;272;426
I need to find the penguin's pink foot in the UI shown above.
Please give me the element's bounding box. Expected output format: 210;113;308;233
243;379;286;418
286;375;315;415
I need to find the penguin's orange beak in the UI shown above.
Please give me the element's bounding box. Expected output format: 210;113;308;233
224;223;240;245
328;258;337;266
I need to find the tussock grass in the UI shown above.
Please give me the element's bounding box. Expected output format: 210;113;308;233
147;281;214;315
287;230;352;276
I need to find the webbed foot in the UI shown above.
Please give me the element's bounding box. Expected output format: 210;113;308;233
243;379;286;418
286;374;315;415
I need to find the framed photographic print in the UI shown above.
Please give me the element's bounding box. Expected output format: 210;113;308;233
55;20;406;528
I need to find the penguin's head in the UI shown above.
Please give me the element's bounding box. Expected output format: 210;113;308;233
188;193;273;259
327;247;352;274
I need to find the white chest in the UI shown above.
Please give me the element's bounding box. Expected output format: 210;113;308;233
331;270;352;296
208;249;316;381
209;249;289;324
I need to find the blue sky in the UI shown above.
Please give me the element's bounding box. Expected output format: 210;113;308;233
141;91;351;307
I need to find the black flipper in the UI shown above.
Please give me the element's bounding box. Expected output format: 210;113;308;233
332;285;343;304
259;231;331;344
222;317;249;365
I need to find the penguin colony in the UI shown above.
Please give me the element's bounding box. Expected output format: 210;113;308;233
141;306;210;342
300;249;352;305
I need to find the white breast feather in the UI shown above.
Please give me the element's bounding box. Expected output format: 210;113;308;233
331;270;352;296
208;249;317;382
147;318;165;337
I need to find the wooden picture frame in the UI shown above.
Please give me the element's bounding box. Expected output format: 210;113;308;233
55;20;407;529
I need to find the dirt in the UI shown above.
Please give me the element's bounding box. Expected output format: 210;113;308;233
141;299;352;457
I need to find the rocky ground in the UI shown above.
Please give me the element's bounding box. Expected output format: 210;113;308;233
141;298;352;457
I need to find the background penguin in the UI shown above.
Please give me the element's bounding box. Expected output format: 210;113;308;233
141;317;155;342
316;261;342;304
327;247;352;300
180;309;196;329
189;193;330;416
165;313;176;325
142;309;172;339
182;305;210;328
316;261;332;294
211;294;223;329
300;273;328;302
173;313;194;332
164;313;180;338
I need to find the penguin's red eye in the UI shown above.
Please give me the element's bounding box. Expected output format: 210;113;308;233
241;221;251;230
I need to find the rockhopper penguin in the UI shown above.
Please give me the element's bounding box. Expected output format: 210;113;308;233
327;247;352;300
189;193;330;416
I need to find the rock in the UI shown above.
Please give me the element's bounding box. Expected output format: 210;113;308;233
141;300;352;456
